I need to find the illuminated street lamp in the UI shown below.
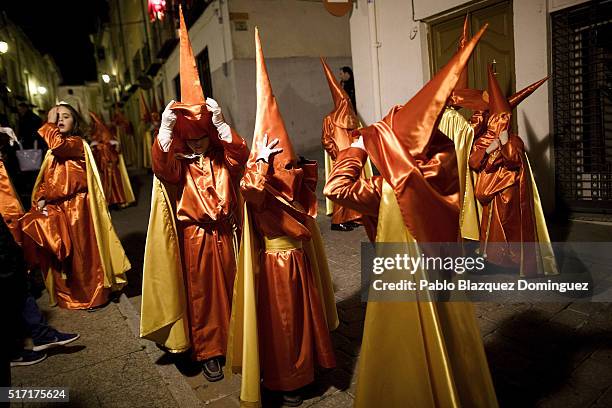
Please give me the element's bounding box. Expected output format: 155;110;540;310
37;86;47;95
0;41;8;54
102;74;111;84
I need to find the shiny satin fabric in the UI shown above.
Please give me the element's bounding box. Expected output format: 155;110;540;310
321;115;372;223
0;160;25;244
22;124;129;309
438;108;480;241
364;115;461;243
228;161;338;403
142;129;153;168
323;150;498;408
150;128;248;360
91;142;127;206
470;122;558;276
117;153;136;206
181;220;236;360
140;176;190;353
227;200;339;407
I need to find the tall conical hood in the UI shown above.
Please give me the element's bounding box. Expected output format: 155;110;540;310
170;5;216;140
178;5;204;104
456;15;470;90
89;111;114;143
321;57;359;129
508;76;549;109
139;91;151;123
391;24;488;156
321;57;350;109
487;64;511;114
249;27;297;169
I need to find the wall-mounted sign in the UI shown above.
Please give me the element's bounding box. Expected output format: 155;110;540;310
324;0;352;17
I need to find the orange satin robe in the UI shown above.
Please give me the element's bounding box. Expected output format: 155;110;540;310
469;117;538;274
0;159;24;245
240;160;336;391
321;115;362;225
91;142;126;205
21;123;109;309
152;131;248;361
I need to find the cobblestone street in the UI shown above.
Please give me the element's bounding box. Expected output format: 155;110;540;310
11;161;612;408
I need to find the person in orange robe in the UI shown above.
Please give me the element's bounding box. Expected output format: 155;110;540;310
235;28;336;407
324;25;498;408
469;65;554;276
320;58;364;232
89;112;128;207
150;7;249;382
20;103;129;310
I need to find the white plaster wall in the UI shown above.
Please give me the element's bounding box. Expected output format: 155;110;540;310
349;0;428;125
412;0;471;20
548;0;591;13
228;0;351;59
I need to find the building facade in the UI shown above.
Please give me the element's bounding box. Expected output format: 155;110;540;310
349;0;610;215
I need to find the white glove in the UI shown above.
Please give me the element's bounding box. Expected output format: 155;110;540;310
256;134;283;163
158;100;176;152
0;127;18;146
90;141;99;147
350;135;365;151
109;140;120;146
499;130;509;145
206;97;231;142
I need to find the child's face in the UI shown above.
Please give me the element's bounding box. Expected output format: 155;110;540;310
186;136;209;154
57;106;75;135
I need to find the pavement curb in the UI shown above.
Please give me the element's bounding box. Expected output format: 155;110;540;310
116;294;204;408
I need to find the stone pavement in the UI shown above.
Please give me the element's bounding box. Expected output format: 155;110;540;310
12;160;612;407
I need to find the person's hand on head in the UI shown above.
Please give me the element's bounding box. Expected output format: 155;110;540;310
160;100;177;132
47;107;59;124
206;97;232;142
256;133;283;163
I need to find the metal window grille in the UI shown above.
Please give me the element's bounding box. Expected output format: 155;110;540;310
552;0;612;212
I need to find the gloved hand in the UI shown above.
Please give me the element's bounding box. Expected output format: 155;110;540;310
499;129;509;145
206;97;231;141
350;135;365;151
256;133;283;163
158;100;176;152
0;127;18;146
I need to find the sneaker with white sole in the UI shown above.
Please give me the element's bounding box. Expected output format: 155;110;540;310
11;350;47;367
32;331;80;352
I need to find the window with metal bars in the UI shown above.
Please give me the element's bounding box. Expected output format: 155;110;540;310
552;0;612;212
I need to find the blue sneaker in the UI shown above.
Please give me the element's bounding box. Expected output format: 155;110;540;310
32;331;80;351
11;350;47;366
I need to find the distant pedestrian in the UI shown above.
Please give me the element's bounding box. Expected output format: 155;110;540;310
339;66;356;111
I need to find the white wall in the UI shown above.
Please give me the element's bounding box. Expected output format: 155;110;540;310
349;0;429;126
229;0;351;59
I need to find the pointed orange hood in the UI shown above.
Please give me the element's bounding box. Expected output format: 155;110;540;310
508;76;549;109
321;57;359;129
358;24;487;244
387;23;488;157
447;16;488;111
139;92;151;124
487;64;511;115
170;5;216;141
248;27;297;169
89;112;114;143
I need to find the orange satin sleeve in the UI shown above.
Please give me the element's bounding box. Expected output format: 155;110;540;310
38;123;84;159
323;147;383;217
469;110;488;138
240;161;269;211
221;129;249;175
300;161;318;194
152;138;182;184
469;147;488;172
321;116;339;160
0;160;24;245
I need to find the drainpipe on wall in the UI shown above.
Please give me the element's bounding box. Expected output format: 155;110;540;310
367;0;382;120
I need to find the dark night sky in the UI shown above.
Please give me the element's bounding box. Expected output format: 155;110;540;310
3;0;109;85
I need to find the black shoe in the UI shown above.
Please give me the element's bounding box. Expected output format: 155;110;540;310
33;330;80;352
11;350;47;367
282;390;303;407
331;223;353;232
202;357;224;382
346;221;361;228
